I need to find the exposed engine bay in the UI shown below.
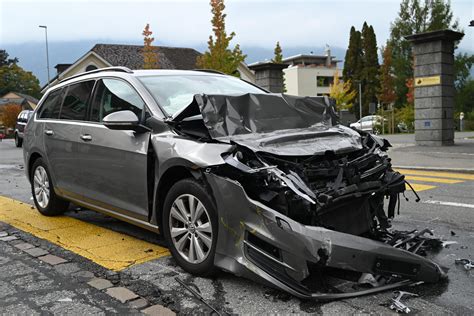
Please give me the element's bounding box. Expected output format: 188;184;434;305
166;92;447;299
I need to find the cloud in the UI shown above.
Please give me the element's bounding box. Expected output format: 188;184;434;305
1;0;472;52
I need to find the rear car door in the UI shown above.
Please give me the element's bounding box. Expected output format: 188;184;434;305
79;78;150;221
39;81;95;200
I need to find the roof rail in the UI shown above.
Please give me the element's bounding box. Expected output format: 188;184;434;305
193;69;226;75
58;67;133;84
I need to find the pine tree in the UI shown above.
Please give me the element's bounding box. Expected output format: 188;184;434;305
142;24;158;69
361;23;379;115
343;26;363;116
378;45;396;106
0;50;18;67
343;26;363;86
273;42;283;63
196;0;246;76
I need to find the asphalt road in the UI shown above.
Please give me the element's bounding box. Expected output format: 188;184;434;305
384;131;474;171
1;138;473;315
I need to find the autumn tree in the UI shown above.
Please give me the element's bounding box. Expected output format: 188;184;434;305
388;0;460;106
330;70;356;111
142;24;158;69
273;41;283;63
0;63;41;98
405;78;414;105
196;0;246;76
0;104;22;130
378;45;396;106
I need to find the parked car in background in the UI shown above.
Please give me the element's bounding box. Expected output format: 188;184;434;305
23;67;446;299
14;110;33;147
397;121;409;133
350;115;387;134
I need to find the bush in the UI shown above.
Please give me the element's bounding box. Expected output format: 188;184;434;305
395;104;414;132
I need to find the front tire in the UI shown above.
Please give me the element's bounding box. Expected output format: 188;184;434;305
30;158;69;216
15;134;22;147
162;179;218;276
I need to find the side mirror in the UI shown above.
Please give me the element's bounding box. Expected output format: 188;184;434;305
103;110;140;131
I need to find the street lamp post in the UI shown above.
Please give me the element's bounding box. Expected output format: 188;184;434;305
39;25;50;86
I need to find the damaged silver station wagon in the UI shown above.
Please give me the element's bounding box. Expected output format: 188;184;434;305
23;67;447;299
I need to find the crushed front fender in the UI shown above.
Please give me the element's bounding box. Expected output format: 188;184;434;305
205;173;447;299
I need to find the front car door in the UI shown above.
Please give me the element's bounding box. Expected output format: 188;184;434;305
79;78;150;221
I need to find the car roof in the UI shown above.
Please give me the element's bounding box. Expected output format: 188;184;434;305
46;68;229;94
132;69;227;77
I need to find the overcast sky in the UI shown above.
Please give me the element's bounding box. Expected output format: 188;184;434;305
1;0;473;52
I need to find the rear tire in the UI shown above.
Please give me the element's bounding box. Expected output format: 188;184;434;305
15;134;22;147
30;158;69;216
162;178;218;276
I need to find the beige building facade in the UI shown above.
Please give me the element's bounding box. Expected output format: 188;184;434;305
283;53;342;97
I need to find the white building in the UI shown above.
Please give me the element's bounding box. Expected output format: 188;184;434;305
283;50;342;97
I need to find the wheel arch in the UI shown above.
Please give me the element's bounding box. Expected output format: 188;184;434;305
28;152;43;179
153;159;215;231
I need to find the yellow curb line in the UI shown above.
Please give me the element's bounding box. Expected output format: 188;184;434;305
0;196;169;271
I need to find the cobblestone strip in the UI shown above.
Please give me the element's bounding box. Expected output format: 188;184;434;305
0;229;176;315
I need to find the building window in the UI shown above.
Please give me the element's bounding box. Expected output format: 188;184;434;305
316;76;333;87
86;64;98;72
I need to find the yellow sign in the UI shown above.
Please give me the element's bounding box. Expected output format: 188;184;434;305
414;76;441;87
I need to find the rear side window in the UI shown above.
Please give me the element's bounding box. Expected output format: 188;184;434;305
38;89;63;119
90;79;144;122
60;81;95;121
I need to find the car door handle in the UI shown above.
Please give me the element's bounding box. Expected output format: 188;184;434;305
44;129;54;136
80;134;92;141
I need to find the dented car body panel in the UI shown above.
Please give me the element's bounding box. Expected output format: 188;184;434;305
205;174;446;298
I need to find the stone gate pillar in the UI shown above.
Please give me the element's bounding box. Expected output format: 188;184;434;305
248;62;288;93
406;29;464;146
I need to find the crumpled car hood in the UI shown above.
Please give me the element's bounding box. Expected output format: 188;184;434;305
216;125;362;156
171;93;362;155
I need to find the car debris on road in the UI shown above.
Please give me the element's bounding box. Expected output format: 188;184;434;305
455;258;474;271
175;277;224;316
389;290;418;313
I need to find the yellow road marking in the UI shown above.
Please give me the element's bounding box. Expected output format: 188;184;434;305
406;183;436;192
0;196;169;271
396;169;474;181
404;175;464;184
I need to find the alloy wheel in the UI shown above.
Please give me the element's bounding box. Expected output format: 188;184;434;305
169;194;213;264
33;166;50;208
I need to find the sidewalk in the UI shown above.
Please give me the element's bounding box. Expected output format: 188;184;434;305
384;132;474;173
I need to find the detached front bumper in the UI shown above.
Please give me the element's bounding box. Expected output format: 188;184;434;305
205;173;447;299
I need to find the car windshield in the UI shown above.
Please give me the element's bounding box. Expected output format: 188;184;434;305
139;74;265;116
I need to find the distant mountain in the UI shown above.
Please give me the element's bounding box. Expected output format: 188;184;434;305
3;40;347;85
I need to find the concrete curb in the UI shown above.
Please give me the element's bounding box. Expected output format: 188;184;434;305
393;165;474;174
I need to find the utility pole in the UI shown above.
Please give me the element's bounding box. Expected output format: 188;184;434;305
39;25;50;86
358;81;362;119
